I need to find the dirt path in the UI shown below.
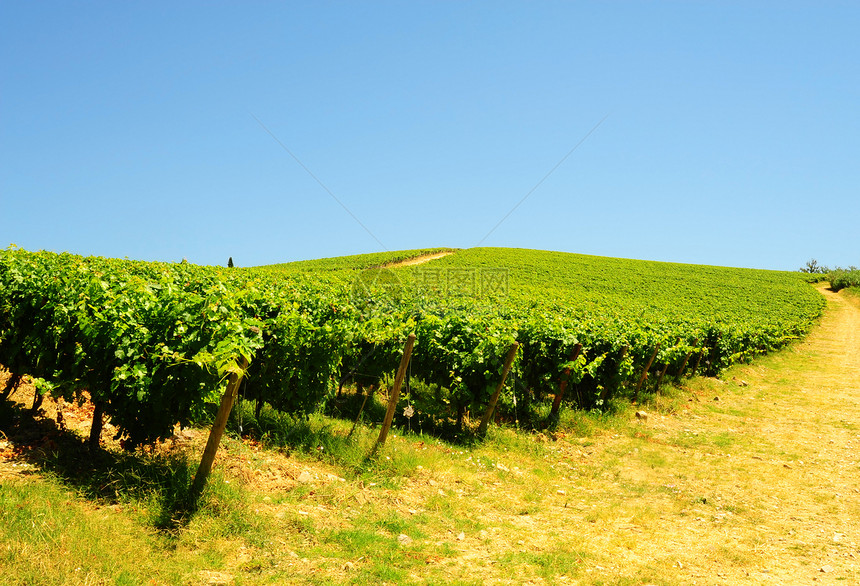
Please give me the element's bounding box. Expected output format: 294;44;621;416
381;250;454;268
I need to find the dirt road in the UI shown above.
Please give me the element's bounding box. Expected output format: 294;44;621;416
381;250;454;268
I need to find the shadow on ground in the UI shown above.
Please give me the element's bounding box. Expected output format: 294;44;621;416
0;398;196;533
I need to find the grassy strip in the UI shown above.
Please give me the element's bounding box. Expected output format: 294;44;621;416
1;388;648;585
0;460;265;586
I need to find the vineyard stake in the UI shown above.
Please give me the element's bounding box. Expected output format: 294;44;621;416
478;342;520;436
88;402;105;450
689;346;705;378
676;340;696;379
1;372;21;400
372;334;416;453
635;343;661;399
656;363;669;393
676;352;693;378
707;334;722;376
348;383;376;438
190;356;248;503
548;343;583;422
600;345;628;405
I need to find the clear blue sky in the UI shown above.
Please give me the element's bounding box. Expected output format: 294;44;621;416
2;1;858;270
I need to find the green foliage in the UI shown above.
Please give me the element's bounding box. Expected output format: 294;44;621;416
0;246;825;449
829;269;860;291
799;258;829;274
0;248;265;447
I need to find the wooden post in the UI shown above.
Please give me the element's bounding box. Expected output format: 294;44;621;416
548;343;583;421
30;386;44;414
600;345;629;404
656;363;669;392
676;352;693;378
348;384;376;438
635;344;661;398
191;357;248;502
689;346;705;378
676;340;696;379
88;402;105;450
478;342;520;435
706;334;722;377
1;373;22;400
373;334;416;451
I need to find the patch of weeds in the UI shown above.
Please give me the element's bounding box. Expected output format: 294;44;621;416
557;409;601;437
521;480;546;505
327;526;394;556
423;579;484;586
366;563;409;582
639;448;668;469
234;401;463;482
670;429;736;451
426;492;458;517
717;544;755;567
710;431;738;449
373;510;416;536
177;472;274;548
35;439;198;533
484;426;549;458
639;383;689;414
248;409;371;470
617;479;652;497
0;476;196;584
368;443;425;478
282;512;317;536
657;483;684;499
323;524;426;583
498;548;588;582
553;399;634;438
432;509;485;537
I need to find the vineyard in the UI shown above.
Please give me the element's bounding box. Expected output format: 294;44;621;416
0;246;825;453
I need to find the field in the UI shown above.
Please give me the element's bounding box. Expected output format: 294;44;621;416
0;245;840;584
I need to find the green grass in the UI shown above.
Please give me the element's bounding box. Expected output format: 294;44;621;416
0;470;269;586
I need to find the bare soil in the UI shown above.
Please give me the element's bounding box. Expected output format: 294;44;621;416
381;250;455;268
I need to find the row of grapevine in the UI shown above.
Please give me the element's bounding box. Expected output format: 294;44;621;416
0;247;825;448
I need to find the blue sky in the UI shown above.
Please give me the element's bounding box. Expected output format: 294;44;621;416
2;1;858;270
